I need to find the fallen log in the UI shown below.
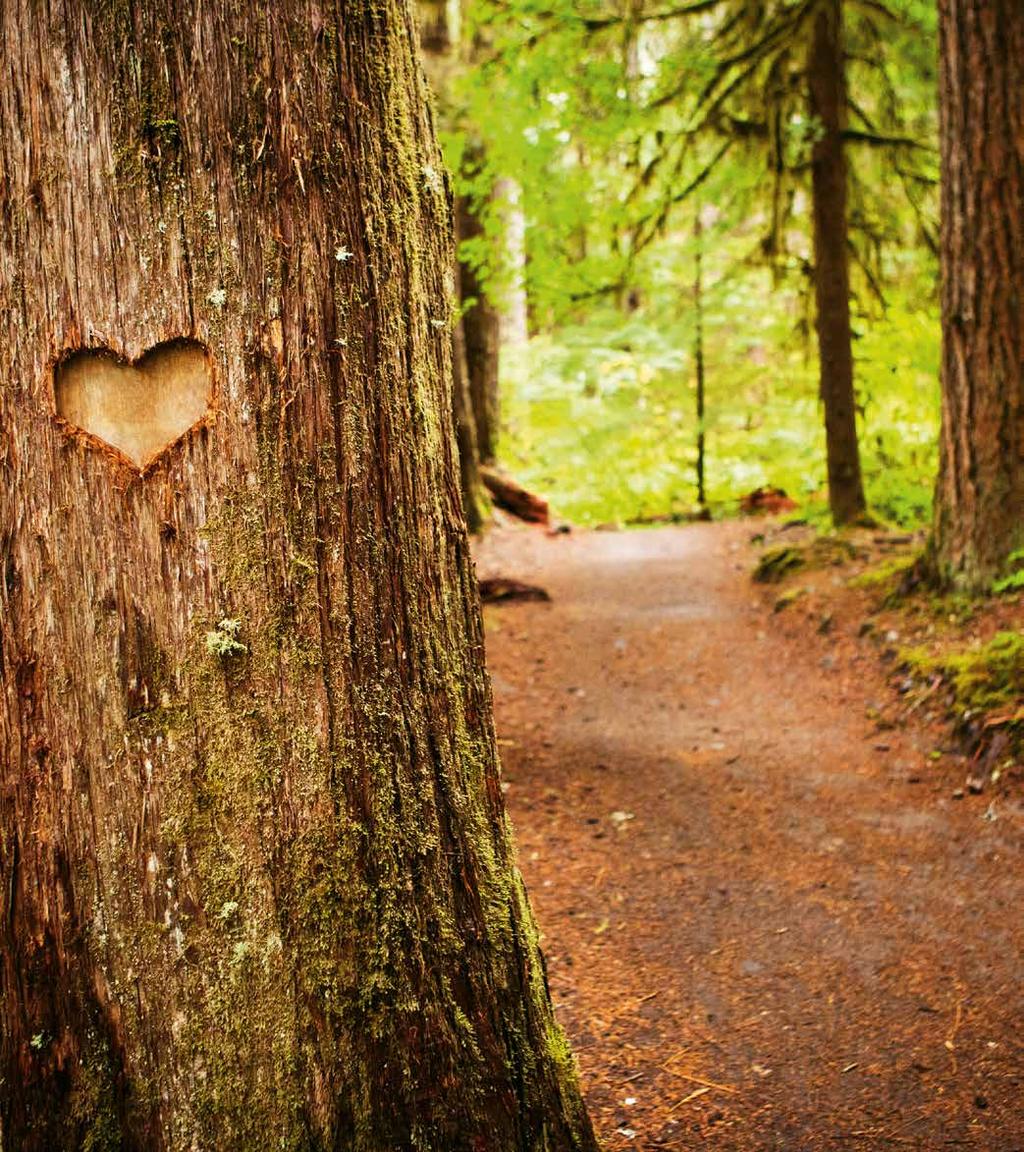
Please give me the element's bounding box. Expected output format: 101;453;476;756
479;578;551;604
480;465;550;524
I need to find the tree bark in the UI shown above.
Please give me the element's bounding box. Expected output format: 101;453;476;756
808;0;866;526
458;194;502;464
0;3;596;1149
931;0;1024;589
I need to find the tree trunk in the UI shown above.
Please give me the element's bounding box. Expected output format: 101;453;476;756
0;3;596;1149
694;206;707;510
418;1;501;470
808;0;866;526
495;178;530;346
418;0;488;528
452;250;489;533
931;0;1024;590
458;194;502;464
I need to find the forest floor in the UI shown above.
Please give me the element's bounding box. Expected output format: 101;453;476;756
476;519;1024;1151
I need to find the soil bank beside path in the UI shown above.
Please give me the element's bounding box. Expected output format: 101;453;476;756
476;521;1024;1151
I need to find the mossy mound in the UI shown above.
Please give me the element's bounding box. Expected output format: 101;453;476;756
902;631;1024;718
753;535;865;585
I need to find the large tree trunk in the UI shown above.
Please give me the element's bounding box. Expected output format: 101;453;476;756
808;0;866;526
0;3;596;1149
931;0;1024;590
458;193;502;464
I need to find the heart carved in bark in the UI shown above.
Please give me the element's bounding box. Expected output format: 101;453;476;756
54;339;213;468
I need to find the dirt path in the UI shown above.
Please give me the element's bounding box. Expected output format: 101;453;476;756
476;522;1024;1151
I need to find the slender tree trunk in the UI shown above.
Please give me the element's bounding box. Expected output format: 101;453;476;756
931;0;1024;590
0;3;596;1149
618;0;644;313
449;192;487;535
495;178;530;346
694;208;707;509
458;194;502;464
451;255;488;532
808;0;866;526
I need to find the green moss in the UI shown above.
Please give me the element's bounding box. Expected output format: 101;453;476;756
753;545;805;584
773;586;807;613
68;1031;122;1152
902;631;1024;716
753;535;867;585
849;552;920;591
204;617;248;657
992;550;1024;595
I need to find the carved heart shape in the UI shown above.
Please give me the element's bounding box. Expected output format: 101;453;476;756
54;339;213;468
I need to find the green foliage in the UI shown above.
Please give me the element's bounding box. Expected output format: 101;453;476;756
856;302;940;525
456;0;937;311
499;282;939;527
442;0;941;527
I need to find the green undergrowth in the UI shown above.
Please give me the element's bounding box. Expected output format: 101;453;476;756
498;291;939;528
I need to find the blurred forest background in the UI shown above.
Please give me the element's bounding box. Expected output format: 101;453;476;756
427;0;939;529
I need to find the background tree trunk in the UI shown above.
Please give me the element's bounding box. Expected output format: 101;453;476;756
451;249;489;532
694;207;708;510
931;0;1024;590
495;178;530;346
808;0;866;526
418;0;494;516
458;193;502;464
0;2;596;1148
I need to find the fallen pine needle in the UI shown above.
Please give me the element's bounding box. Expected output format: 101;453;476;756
945;994;964;1049
883;1111;928;1139
660;1068;738;1095
667;1086;711;1115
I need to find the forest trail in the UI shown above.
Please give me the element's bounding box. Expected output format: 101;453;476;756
476;521;1024;1151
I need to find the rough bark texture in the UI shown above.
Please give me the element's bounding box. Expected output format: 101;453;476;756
0;3;596;1149
808;0;866;526
458;195;501;465
931;0;1024;590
